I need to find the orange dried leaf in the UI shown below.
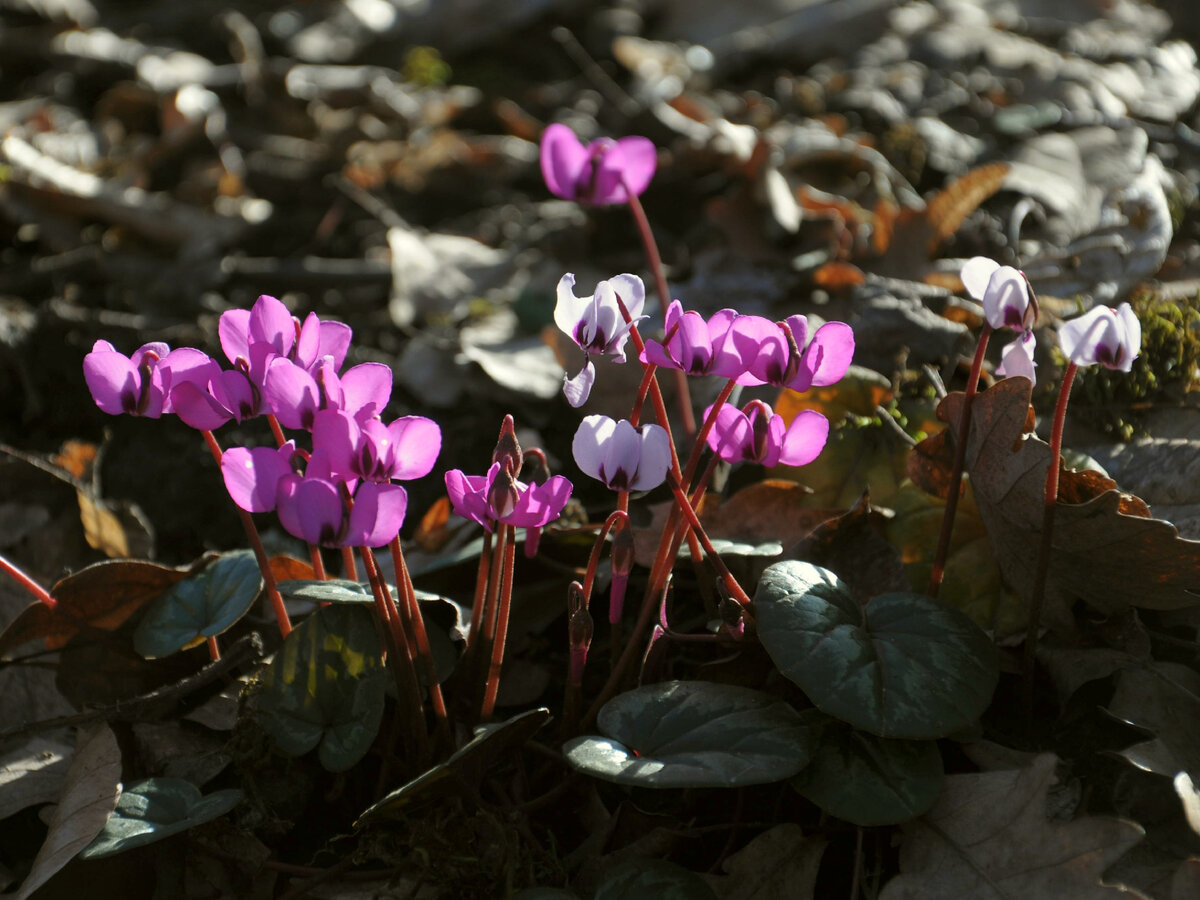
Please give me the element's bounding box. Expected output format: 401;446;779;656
924;162;1009;251
812;261;866;289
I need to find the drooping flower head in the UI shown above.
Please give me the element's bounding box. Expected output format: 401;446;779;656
83;340;172;418
445;462;573;534
264;357;392;431
540;123;656;206
1058;303;1141;372
704;400;830;468
996;330;1037;382
731;315;855;392
572;416;671;492
555;273;647;406
218;294;351;388
312;409;441;485
640;301;749;379
960;257;1036;332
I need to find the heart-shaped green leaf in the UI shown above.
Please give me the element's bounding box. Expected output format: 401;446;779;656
134;551;262;658
79;777;243;859
594;859;718;899
253;604;388;771
791;712;943;825
563;681;812;789
755;561;998;738
276;578;372;605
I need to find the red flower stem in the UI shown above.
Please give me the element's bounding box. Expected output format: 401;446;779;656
201;429;292;637
1023;361;1078;711
681;379;738;490
0;553;55;608
481;525;507;648
928;325;993;598
309;546;327;581
629;361;658;428
615;296;683;479
624;178;696;437
581;511;631;605
341;546;358;580
479;524;517;721
461;529;493;671
266;413;287;448
389;536;449;737
665;475;753;607
359;545;427;764
206;636;221;661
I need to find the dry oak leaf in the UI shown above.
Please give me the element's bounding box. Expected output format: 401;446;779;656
881;753;1147;900
946;377;1200;630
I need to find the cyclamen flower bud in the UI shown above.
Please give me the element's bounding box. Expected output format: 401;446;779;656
492;414;523;476
960;257;1037;333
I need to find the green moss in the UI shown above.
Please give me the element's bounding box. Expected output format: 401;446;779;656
1069;290;1200;438
402;46;451;87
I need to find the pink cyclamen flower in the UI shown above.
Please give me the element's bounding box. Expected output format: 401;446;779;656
444;462;572;533
312;408;441;484
640;301;750;378
219;294;352;388
555;272;647;407
167;355;269;430
1058;303;1141;372
264;357;392;431
540;123;656;206
83;340;172;417
572;415;671;491
704;400;830;468
960;257;1036;332
275;465;408;548
731;314;855;392
996;330;1037;382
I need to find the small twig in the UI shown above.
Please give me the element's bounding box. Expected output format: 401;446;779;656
0;632;263;742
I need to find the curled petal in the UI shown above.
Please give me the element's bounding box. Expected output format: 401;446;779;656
221;443;296;513
607;273;646;319
507;475;573;528
1059;303;1141;371
996;331;1037;382
563;360;597;408
387;416;441;479
445;467;495;530
340;362;392;421
960;256;1001;301
540;124;589;201
804;321;856;387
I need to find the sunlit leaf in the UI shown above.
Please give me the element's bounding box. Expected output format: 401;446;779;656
134;550;262;658
253;604;388;771
594;858;718;900
563;681;812;789
80;777;243;859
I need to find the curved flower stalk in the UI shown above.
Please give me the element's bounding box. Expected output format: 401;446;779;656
555;273;647;406
1023;302;1141;712
540;124;656;206
572;416;671;492
704;400;830;468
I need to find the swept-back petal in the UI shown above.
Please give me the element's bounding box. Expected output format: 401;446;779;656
277;474;343;546
778;410;830;467
631;424;671;490
387;416;441;479
264;358;319;429
997;332;1037;382
960;256;1001;301
572;415;616;482
804;321;855;387
248;294;295;357
221;443;295;513
563;360;596;408
607;273;646;319
554;273;588;336
341;362;392;421
170;381;232;430
507;475;572;527
540;124;588;200
349;482;408;547
218;308;251;366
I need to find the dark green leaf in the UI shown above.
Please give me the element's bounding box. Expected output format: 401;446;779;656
134;551;262;658
595;859;718;900
755;561;998;738
563;681;812;789
791;712;943;825
79;777;242;859
253;605;388;771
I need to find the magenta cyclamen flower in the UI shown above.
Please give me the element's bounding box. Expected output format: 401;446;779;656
221;442;300;513
264;357;392;431
572;415;671;492
276;473;408;548
312;409;441;484
1058;303;1141;372
168;355;270;430
540;124;657;206
704;401;830;468
555;272;647;406
731;314;855;392
444;462;572;533
219;294;352;388
83;340;172;417
960;257;1036;332
640;301;749;378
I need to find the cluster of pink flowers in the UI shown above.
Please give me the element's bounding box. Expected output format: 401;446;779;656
84;294;440;548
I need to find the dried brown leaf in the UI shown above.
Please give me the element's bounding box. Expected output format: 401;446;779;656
881;754;1146;900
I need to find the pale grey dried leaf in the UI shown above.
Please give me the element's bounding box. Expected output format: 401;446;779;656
711;824;826;900
0;737;74;820
387;224;512;326
1106;663;1200;778
14;723;121;900
848;286;970;372
1082;439;1200;507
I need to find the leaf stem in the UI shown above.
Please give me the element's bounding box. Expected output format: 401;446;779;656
929;324;992;598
